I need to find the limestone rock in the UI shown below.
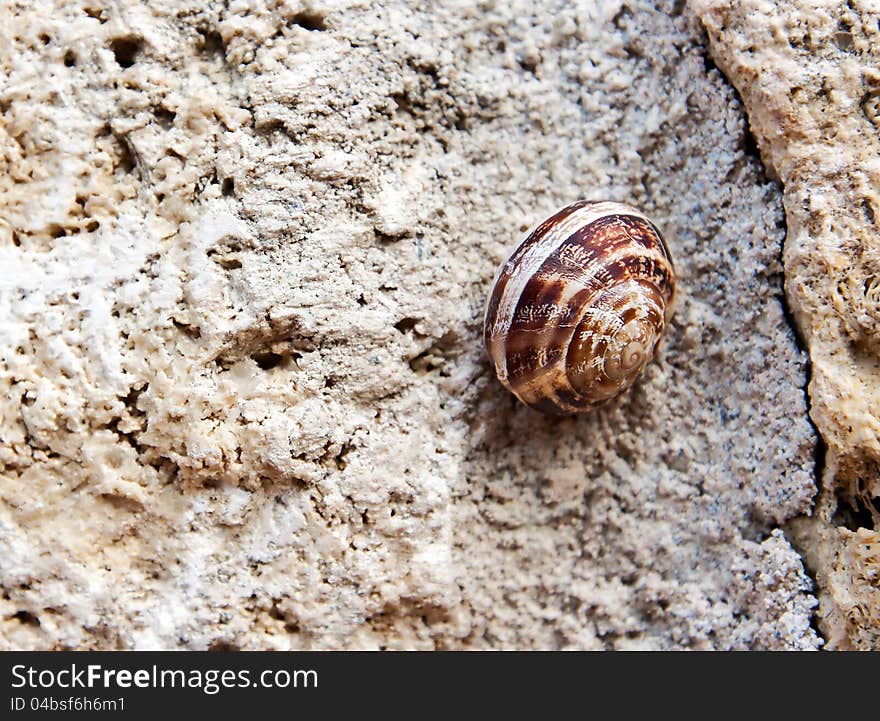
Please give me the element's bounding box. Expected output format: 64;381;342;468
693;0;880;650
0;0;819;649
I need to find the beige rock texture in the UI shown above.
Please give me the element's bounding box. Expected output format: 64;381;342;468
0;0;824;650
694;0;880;650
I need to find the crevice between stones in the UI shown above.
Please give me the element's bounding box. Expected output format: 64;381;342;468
699;35;829;648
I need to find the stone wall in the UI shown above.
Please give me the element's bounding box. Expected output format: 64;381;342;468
694;0;880;650
0;0;849;649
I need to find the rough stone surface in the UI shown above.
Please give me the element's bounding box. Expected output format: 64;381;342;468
694;0;880;650
0;0;820;650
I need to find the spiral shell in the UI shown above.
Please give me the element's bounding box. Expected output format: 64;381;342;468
483;200;675;414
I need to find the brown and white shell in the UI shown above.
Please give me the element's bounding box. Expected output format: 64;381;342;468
483;200;676;414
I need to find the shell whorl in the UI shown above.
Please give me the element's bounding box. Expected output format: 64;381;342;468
484;200;675;414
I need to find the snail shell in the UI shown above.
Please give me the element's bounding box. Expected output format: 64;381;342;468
483;200;675;414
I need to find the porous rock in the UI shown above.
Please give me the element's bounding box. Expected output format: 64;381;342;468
0;0;819;649
693;0;880;650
